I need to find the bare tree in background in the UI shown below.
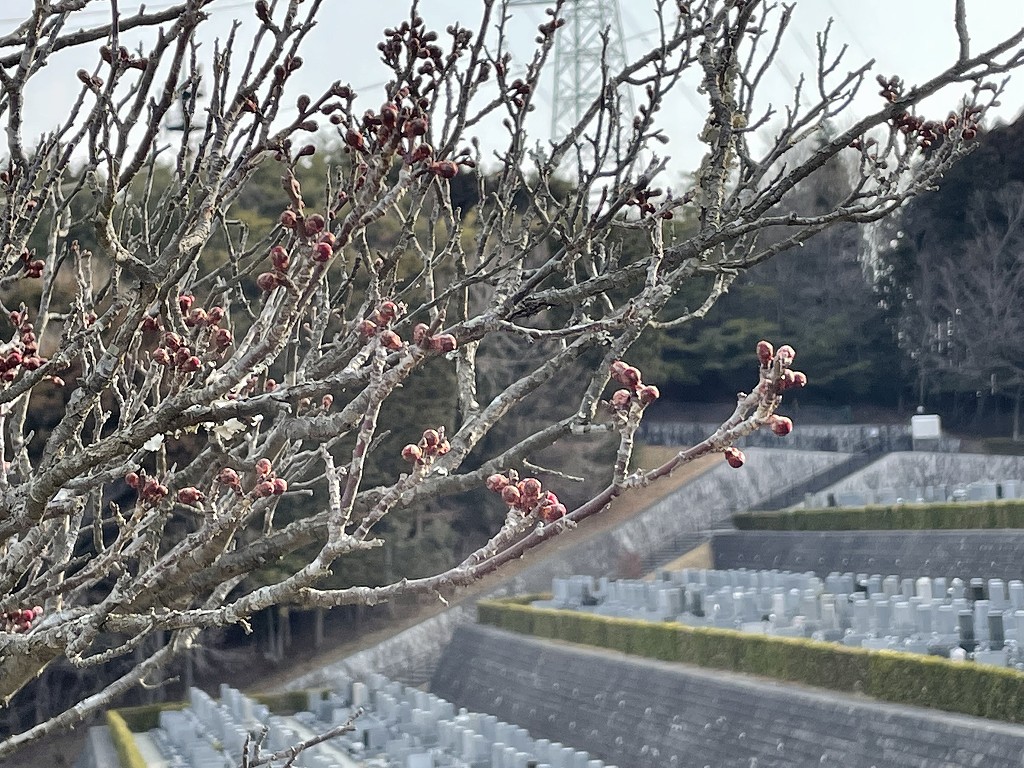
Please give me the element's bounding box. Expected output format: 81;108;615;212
1;0;1022;755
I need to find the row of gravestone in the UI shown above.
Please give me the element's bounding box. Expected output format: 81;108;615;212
808;479;1021;508
149;676;618;768
536;569;1024;668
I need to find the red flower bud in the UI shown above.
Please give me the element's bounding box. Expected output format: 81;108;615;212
254;480;276;498
312;241;334;262
638;385;660;405
257;272;280;292
151;348;171;366
176;487;204;505
271;245;289;271
280;210;298;229
421;428;440;447
430;333;457;352
322;394;333;409
178;294;194;313
380;330;403;350
539;503;566;522
304;213;326;236
501;485;522;507
769;415;793;436
402;444;422;463
125;471;140;489
255;457;273;477
358;319;378;337
413;323;430;345
217;467;240;488
485;474;510;492
180;355;202;373
518;477;542;499
379;301;398;321
610;389;632;409
207;306;225;325
272;478;288;495
776;344;796;366
724;446;745;469
264;378;277;392
756;340;774;366
163;332;183;351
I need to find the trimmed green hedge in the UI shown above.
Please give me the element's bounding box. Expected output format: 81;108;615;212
105;711;148;768
478;599;1024;724
733;499;1024;531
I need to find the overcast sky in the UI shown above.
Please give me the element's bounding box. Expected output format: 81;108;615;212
3;1;1024;178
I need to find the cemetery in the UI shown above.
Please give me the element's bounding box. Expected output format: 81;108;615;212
532;568;1024;668
107;677;617;768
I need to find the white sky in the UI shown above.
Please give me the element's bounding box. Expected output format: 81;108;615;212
3;1;1024;180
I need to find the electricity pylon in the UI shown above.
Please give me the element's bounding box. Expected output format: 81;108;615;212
508;0;635;141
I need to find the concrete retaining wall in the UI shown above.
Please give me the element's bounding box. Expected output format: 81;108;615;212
433;624;1024;768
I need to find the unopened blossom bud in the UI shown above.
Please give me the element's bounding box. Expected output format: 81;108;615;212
610;389;632;410
272;478;288;495
485;474;509;492
724;446;745;469
638;385;660;405
790;371;807;388
380;330;402;350
125;471;140;489
180;355;202;373
379;300;398;321
178;294;194;313
430;333;457;352
618;366;641;390
257;272;279;292
176;487;204;505
313;241;333;262
539;503;566;522
609;360;629;380
255;458;273;477
151;348;171;366
501;485;522;507
776;344;796;366
206;306;225;325
304;213;326;236
185;308;207;327
217;467;240;488
163;332;184;351
518;477;542;499
254;480;276;498
421;429;440;447
271;245;289;271
402;444;422;463
358;319;378;337
769;415;793;436
756;340;774;366
280;209;298;229
213;327;233;350
264;378;277;392
412;323;430;345
322;394;334;409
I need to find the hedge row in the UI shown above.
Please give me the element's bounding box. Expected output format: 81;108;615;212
105;711;148;768
477;599;1024;724
733;499;1024;531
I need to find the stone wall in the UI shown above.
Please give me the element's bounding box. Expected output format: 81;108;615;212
433;624;1024;768
712;529;1024;581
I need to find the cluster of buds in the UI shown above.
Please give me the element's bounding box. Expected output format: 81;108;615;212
401;427;451;468
756;340;807;391
16;247;45;279
877;74;904;104
217;458;288;498
176;486;205;506
126;470;169;505
3;606;42;634
625;185;667;219
152;331;202;374
378;17;454;83
536;9;567;43
1;310;47;383
412;322;457;353
99;44;148;71
607;361;660;413
485;471;567;523
358;300;405;350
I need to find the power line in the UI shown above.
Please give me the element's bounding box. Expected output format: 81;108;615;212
0;0;253;29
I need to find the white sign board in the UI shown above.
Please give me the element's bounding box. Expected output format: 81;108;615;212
911;414;942;440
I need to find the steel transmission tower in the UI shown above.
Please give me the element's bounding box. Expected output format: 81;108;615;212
509;0;635;141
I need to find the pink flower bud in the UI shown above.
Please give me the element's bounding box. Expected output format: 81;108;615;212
485;474;509;493
257;272;280;292
180;355;202;373
217;467;240;487
610;389;632;409
430;333;457;352
539;503;566;522
379;301;398;321
638;385;660;405
756;340;774;366
151;348;171;366
358;319;378;337
776;344;796;366
518;478;542;501
501;485;522;507
380;330;403;350
176;487;204;505
206;306;225;325
272;478;288;495
402;444;422;463
769;415;793;436
178;294;194;313
255;458;273;478
264;378;277;392
413;323;430;345
304;213;326;236
254;480;276;498
271;245;289;271
163;332;184;351
280;210;298;229
125;471;140;489
724;446;745;469
421;429;440;447
322;394;333;409
312;241;333;262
